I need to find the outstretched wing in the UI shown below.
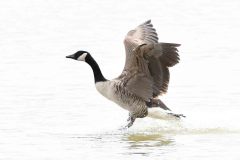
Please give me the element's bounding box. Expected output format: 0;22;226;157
125;19;158;44
147;43;180;96
124;20;158;68
118;20;180;101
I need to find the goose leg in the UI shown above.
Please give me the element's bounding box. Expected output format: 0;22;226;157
146;98;171;111
126;115;136;128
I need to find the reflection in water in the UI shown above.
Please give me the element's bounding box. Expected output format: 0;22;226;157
125;133;173;144
122;133;174;156
69;131;175;156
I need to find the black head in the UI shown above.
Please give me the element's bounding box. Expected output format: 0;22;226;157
66;50;89;61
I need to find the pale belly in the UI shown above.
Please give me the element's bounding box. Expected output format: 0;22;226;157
95;81;146;112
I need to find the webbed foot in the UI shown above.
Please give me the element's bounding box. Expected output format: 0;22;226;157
168;113;186;118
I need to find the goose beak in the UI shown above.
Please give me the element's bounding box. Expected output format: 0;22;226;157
66;54;74;59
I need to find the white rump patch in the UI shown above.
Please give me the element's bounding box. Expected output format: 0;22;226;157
77;53;88;61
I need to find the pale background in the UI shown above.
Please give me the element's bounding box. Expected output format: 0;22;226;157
1;0;240;159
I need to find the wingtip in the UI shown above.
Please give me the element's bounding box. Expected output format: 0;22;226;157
145;19;151;24
174;43;181;47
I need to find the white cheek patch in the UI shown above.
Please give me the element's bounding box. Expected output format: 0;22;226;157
77;53;88;61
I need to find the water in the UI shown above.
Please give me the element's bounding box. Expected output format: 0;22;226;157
1;0;240;159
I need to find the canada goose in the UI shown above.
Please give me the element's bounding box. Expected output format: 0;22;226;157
66;20;184;128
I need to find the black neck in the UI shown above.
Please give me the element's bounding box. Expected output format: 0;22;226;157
85;54;107;83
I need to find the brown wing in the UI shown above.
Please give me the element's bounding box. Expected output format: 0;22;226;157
118;20;180;100
148;43;180;96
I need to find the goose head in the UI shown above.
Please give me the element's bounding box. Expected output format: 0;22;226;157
66;50;89;61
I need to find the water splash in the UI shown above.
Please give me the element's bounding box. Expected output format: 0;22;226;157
118;107;240;136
